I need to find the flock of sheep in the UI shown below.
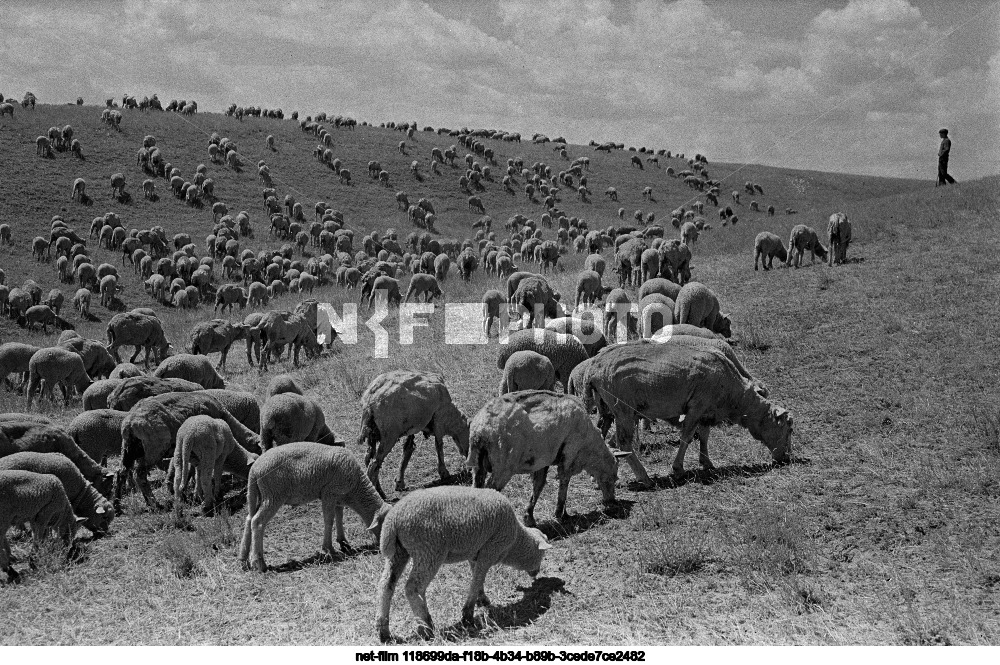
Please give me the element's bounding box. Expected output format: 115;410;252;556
0;93;857;642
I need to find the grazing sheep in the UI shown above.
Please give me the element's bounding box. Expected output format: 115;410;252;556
637;293;675;338
71;178;86;202
681;221;699;246
108;363;143;380
638;277;681;303
260;392;340;451
403;274;442;303
26;347;92;408
674;282;732;338
58;334;116;380
172;416;237;516
0;342;41;390
106;311;171;367
202;389;261;433
574;270;603;310
0;421;113;495
498;350;555;395
152;354;225;389
358;370;469;498
115;391;261;509
375;486;550;642
827;212;852;266
189;319;247;371
753;231;787;270
106;375;203;411
110;173;126;199
81;378;123;411
66;409;126;465
496;329;587;391
266;374;303;397
585;341;792;480
786;224;828;268
468;390;619;525
649;332;768;396
0;470;82;583
543;316;607;357
238;442;390;572
482;289;505;338
0;452;114;535
22;304;56;333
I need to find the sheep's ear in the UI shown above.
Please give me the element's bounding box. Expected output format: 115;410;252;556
537;539;553;551
96;506;106;515
612;451;632;459
75;517;88;525
773;407;789;421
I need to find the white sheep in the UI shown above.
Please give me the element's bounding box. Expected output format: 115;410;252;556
0;470;83;583
172;416;237;517
238;442;390;572
375;486;551;642
753;231;787;270
498;350;555;395
786;224;828;268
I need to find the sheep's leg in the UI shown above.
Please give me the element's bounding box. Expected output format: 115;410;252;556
376;549;411;643
367;453;388;500
696;425;715;472
671;427;698;477
405;557;444;640
462;560;494;627
395;435;416;492
525;468;548;527
217;344;229;371
320;497;338;557
555;465;572;521
432;429;449;481
614;414;652;486
133;459;160;510
248;499;281;572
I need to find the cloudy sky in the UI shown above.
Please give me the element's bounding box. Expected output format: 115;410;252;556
2;0;997;179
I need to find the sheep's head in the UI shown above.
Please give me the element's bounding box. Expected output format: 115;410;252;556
755;406;793;464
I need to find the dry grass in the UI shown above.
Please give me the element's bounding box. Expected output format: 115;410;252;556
0;104;999;644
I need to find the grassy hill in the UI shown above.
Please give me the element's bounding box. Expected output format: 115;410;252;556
0;104;997;645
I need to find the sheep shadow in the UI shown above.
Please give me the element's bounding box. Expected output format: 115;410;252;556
413;173;425;183
147;194;160;203
436;576;568;640
628;456;810;492
267;542;380;574
80;311;102;323
115;192;133;205
420;469;473;491
536;500;635;543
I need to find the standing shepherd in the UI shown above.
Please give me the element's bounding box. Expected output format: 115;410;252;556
937;128;956;186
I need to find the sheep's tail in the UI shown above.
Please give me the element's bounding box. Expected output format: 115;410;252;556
379;518;402;561
358;404;378;464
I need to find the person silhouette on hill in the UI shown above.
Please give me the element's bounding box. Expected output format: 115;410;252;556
937;128;956;186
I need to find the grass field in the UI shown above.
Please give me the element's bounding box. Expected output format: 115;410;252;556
0;103;998;645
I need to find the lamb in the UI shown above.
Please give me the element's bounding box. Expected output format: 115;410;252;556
827;212;852;266
171;416;238;517
266;374;303;397
674;282;732;338
26;347;92;408
0;421;113;495
106;375;203;411
71;178;86;202
189;319;248;371
574;270;603;310
681;221;699;246
72;288;91;317
0;342;41;390
238;442;390;572
591;341;791;480
152;353;225;389
786;224;828;268
116;391;262;509
374;486;550;642
481;289;505;338
66;409;126;465
203;389;261;433
753;231;787;270
0;470;83;583
81;378;123;410
22;304;56;333
403;274;443;303
498;350;555;395
496;329;587;392
467;390;620;526
358;370;470;498
260;392;340;450
0;452;114;535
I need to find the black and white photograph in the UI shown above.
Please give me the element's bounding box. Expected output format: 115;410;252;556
0;0;998;648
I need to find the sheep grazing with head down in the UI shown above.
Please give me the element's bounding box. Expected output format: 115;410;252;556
266;374;303;397
260;392;340;451
827;212;852;266
467;390;621;526
753;232;787;271
0;420;114;496
172;415;238;517
498;350;555;395
496;329;587;392
239;442;390;572
0;452;114;536
152;353;225;389
0;470;84;583
66;409;126;466
786;224;827;268
375;486;551;643
358;370;469;498
674;282;732;338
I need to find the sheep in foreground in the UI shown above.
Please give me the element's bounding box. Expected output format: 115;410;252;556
0;452;114;535
585;341;792;481
0;470;83;583
266;374;303;397
375;486;550;642
66;409;125;466
468;391;620;526
827;212;852;266
358;370;469;498
26;347;92;408
260;392;340;450
0;421;113;496
239;442;390;572
152;353;225;389
674;282;732;338
116;392;261;509
498;350;555;395
496;329;588;391
786;224;827;268
172;416;237;517
648;333;768;396
753;231;787;270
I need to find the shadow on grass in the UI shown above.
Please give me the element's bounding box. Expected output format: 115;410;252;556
537;500;636;542
626;455;810;492
267;542;380;574
433;576;568;641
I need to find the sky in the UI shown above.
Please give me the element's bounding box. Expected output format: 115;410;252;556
1;0;998;179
